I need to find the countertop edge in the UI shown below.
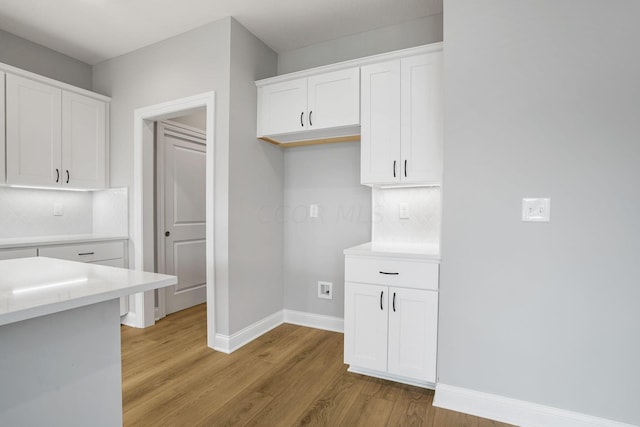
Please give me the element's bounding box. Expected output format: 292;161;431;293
344;242;441;262
0;235;129;249
0;275;175;327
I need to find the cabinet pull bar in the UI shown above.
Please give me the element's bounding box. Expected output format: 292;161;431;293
379;271;399;275
393;292;396;312
309;110;313;126
404;160;407;177
78;252;95;256
300;112;304;127
55;169;60;183
393;160;396;178
380;291;384;310
66;170;70;184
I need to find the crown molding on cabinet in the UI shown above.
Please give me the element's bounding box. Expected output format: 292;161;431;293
255;42;443;87
0;62;111;102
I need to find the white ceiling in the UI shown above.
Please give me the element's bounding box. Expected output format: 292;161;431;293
0;0;442;65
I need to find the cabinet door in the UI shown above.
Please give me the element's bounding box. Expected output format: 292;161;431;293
360;60;401;185
388;287;438;383
401;52;443;184
0;72;5;185
344;282;389;372
307;67;360;131
258;78;307;136
6;74;62;187
62;91;106;189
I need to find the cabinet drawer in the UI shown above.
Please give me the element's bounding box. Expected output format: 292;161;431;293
0;247;38;260
345;256;439;290
39;241;124;263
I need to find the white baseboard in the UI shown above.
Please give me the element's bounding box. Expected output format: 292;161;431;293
434;383;636;427
213;310;284;354
120;312;137;328
283;309;344;333
211;309;344;354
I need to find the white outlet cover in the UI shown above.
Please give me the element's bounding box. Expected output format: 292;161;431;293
522;198;550;222
53;203;64;216
310;204;319;218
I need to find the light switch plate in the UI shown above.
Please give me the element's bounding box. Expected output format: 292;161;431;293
522;198;550;222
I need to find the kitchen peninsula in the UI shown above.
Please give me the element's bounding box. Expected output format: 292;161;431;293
0;257;176;426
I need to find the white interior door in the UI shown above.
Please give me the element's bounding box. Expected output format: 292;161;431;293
157;121;207;316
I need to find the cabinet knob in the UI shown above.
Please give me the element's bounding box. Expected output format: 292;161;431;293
393;292;396;312
404;160;407;178
309;110;313;127
165;231;170;237
66;170;70;184
393;161;397;178
55;169;60;183
380;291;384;311
300;112;304;127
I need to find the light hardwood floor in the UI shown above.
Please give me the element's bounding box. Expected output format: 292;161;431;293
121;304;512;426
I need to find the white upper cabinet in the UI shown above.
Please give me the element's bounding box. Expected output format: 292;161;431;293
256;67;360;144
360;60;401;184
361;49;443;186
6;74;63;187
0;72;5;185
258;77;307;136
5;73;108;190
62;91;107;189
400;53;443;185
306;68;360;131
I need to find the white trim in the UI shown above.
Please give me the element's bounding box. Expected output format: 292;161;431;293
433;383;637;427
255;42;443;87
120;311;137;328
212;310;345;354
213;311;284;354
348;366;435;390
131;92;216;346
283;309;344;333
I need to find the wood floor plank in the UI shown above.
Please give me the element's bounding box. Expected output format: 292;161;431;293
121;304;514;427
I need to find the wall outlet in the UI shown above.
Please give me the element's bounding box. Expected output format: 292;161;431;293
310;204;319;218
318;281;332;299
522;198;550;222
399;202;409;219
53;203;64;216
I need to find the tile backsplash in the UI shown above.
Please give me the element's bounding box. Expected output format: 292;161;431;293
0;187;128;238
372;186;441;248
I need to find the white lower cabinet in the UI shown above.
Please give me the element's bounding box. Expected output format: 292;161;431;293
344;255;439;387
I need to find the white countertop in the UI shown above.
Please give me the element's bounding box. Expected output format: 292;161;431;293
344;242;441;262
0;257;176;326
0;234;128;249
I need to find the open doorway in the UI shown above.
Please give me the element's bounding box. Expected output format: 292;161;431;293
130;92;216;348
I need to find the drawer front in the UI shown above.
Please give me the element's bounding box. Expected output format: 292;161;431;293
0;247;38;260
39;241;125;263
345;256;439;290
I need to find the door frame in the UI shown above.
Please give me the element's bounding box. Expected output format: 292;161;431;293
155;119;207;320
129;91;216;349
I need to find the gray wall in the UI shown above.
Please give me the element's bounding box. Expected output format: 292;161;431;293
439;1;640;424
278;15;443;74
227;19;282;333
284;143;370;318
0;29;92;90
92;18;280;336
279;19;442;319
